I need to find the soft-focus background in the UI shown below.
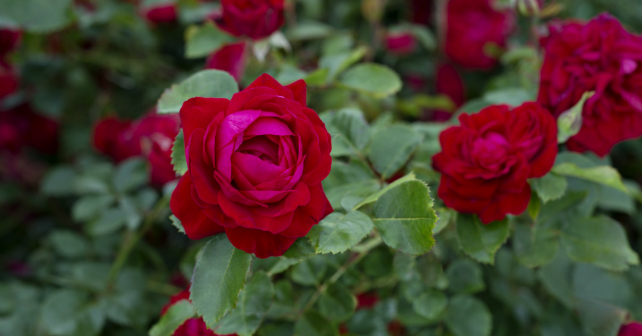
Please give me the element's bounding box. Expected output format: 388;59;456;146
1;0;642;336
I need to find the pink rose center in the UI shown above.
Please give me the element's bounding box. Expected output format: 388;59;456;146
472;132;508;169
237;135;280;165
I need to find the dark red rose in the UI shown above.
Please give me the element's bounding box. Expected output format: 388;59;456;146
161;290;236;336
141;3;178;24
0;28;21;58
0;64;18;100
205;42;247;82
385;31;417;56
356;293;379;309
538;14;642;157
445;0;514;69
432;102;557;223
170;74;333;258
214;0;285;40
411;0;433;25
620;322;642;336
93;112;180;186
0;104;59;155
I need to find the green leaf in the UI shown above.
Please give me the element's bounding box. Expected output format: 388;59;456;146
190;235;252;327
373;180;437;255
369;125;423;179
319;47;368;82
294;311;338;336
184;22;234;59
531;173;568;203
49;230;90;259
353;173;416;210
325;179;380;211
72;195;115;222
512;221;558;268
283;237;316;260
113;158;148;194
455;214;510;264
214;272;275;336
307;211;374;254
412;289;447;320
88;208;127;236
551;163;628;193
575;298;627;336
149;300;196;336
41;166;76;196
446;259;485;294
572;263;633;306
557;91;594;144
537;250;574;308
338;63;402;98
317;283;357;322
285;20;333;41
158;70;238;114
171;130;187;176
444;295;492;336
289;256;327;286
559;216;639;271
40;289;102;336
0;0;72;33
321;108;371;157
169;215;186;234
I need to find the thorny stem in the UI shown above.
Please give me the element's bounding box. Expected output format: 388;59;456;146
299;234;383;315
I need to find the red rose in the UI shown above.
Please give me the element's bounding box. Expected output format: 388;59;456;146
385;32;417;56
445;0;514;69
0;64;18;100
93;112;180;186
205;42;247;82
0;104;59;155
141;3;178;24
620;322;642;336
538;14;642;157
430;63;465;122
432;102;557;223
170;74;333;258
161;290;236;336
214;0;285;40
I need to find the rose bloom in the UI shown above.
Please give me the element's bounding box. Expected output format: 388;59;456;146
620;322;642;336
205;42;247;82
0;104;59;155
445;0;514;69
385;31;417;56
170;74;333;258
141;2;178;24
93;112;180;186
538;14;642;157
213;0;284;40
432;103;557;223
161;290;236;336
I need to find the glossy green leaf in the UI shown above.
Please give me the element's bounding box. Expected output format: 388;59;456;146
184;22;234;59
444;295;492;336
49;230;90;259
41;166;76;196
169;215;186;234
294;311;338;336
338;63;402;98
158;70;238;114
412;289;447;320
318;283;357;322
575;298;627;336
531;173;568;203
112;158;148;193
214;272;275;336
537;251;574;308
512;221;559;268
283;238;316;260
307;211;374;254
190;235;252;327
373;180;436;255
552;163;628;193
289;256;327;286
369;125;423;179
559;216;639;271
149;300;196;336
319;47;367;82
0;0;72;33
171;130;187;176
446;259;485;294
353;173;416;210
456;215;510;264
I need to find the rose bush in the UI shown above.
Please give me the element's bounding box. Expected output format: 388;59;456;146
538;13;642;157
170;74;333;258
433;102;558;223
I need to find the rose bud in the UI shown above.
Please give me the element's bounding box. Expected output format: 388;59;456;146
619;322;642;336
93;112;180;186
205;42;247;82
432;102;557;223
538;13;642;157
141;2;178;24
213;0;285;40
161;289;237;336
385;31;417;56
445;0;515;70
170;74;333;258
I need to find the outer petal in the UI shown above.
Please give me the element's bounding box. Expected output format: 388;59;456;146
244;73;294;101
170;174;225;240
92;117;132;161
478;183;531;224
286;79;307;107
180;97;229;144
279;183;333;238
225;226;297;258
205;42;247;82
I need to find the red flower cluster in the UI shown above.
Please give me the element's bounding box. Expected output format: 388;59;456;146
93;112;180;186
170;74;332;258
0;27;21;99
214;0;284;40
620;322;642;336
445;0;514;69
538;13;642;157
161;290;236;336
433;103;557;223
